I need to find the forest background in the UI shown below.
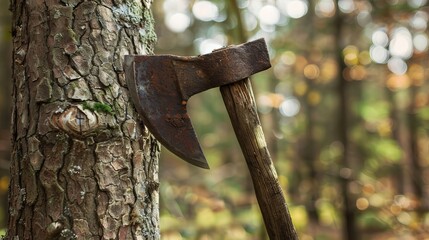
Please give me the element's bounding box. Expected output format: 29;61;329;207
1;0;429;239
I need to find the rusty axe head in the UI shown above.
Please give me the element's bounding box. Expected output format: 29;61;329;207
124;38;271;169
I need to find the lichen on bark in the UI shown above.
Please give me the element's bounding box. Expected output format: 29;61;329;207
9;0;160;239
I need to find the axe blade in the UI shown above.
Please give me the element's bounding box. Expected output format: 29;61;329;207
125;55;209;169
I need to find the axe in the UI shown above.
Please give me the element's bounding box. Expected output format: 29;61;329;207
125;39;298;239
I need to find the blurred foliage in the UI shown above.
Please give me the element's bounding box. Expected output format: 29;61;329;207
153;0;429;239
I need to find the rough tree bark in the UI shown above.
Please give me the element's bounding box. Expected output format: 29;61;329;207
8;0;160;239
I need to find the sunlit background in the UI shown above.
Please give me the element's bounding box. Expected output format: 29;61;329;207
0;0;429;239
152;0;429;239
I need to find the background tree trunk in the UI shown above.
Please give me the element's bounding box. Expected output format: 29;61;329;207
8;0;159;239
334;2;357;240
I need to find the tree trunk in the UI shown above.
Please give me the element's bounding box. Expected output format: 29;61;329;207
8;1;160;239
334;2;357;240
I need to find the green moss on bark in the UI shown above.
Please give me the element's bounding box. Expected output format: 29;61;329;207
83;102;114;114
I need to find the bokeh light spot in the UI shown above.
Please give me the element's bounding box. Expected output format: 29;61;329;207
386;74;411;91
349;65;367;80
315;0;335;17
372;29;389;47
320;60;338;82
258;5;281;25
244;11;258;31
362;184;375;195
163;0;189;13
279;97;301;117
410;11;428;30
165;13;191;33
304;64;320;79
280;51;297;65
257;95;274;114
397;212;412;225
369;194;385;207
389;27;413;59
286;0;309;19
198;38;224;54
369;45;389;64
357;11;371;27
343;45;360;66
387;57;408;75
277;0;308;18
192;1;219;22
408;0;428;8
338;0;355;13
358;51;372;65
356;198;369;210
390;204;402;215
413;33;428;52
344;53;359;66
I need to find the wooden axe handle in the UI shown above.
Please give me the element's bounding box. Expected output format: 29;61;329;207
220;79;298;239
